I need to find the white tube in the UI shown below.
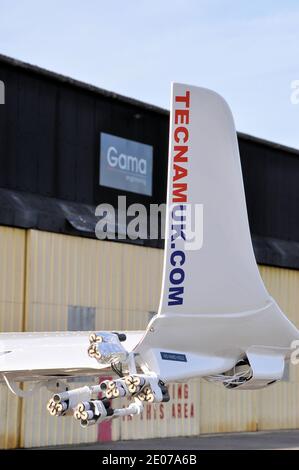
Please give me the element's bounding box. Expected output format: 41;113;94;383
81;410;94;420
53;386;91;404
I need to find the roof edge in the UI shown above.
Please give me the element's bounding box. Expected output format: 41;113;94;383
1;53;299;156
238;132;299;157
0;53;169;115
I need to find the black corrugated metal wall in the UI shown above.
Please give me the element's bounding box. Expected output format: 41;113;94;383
0;54;298;267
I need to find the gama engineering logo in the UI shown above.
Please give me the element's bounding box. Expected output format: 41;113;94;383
100;133;153;196
106;145;147;175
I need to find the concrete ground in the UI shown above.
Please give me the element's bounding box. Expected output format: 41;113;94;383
48;429;299;450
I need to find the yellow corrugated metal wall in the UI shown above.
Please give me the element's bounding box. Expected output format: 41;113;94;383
0;227;26;449
24;230;162;333
1;226;299;447
21;385;98;448
199;383;258;434
256;266;299;431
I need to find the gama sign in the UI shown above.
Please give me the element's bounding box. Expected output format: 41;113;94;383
100;132;153;196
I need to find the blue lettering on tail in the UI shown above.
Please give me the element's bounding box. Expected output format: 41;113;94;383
168;286;184;306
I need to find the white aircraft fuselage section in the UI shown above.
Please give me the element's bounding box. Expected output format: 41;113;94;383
135;83;299;384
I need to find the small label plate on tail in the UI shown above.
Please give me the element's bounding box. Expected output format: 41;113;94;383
160;352;187;362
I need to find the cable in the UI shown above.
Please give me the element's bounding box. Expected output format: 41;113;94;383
204;363;252;387
111;362;123;378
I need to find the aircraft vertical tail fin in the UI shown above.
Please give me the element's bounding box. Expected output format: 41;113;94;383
135;84;299;383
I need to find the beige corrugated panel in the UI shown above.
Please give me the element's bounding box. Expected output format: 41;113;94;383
25;230;124;330
116;380;200;440
122;243;163;330
257;382;299;430
0;385;22;449
257;265;299;430
199;382;258;433
0;226;26;449
24;230;163;332
259;265;299;328
0;226;25;332
20;385;97;448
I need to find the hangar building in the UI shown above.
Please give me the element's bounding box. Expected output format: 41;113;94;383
0;54;298;448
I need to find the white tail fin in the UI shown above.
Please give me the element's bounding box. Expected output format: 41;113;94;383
160;83;269;315
135;83;299;384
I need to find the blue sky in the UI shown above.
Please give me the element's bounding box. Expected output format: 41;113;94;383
0;0;298;148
